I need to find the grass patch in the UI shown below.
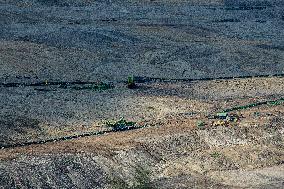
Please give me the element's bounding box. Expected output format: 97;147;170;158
210;152;221;158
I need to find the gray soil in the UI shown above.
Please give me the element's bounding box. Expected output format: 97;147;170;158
0;0;283;188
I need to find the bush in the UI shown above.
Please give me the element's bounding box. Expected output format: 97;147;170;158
196;120;205;129
210;152;221;158
105;118;136;131
127;76;136;89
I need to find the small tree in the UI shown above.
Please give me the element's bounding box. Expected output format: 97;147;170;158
127;75;136;89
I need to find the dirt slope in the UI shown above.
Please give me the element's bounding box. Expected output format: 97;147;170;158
0;0;283;188
1;77;284;188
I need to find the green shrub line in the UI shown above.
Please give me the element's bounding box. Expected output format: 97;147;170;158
1;81;96;87
4;72;282;88
0;81;115;91
219;98;284;113
133;74;284;84
0;118;145;150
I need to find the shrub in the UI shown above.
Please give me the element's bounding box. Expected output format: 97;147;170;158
127;76;136;89
196;120;205;129
210;152;221;158
105;118;136;131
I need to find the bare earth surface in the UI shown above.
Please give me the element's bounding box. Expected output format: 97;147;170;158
0;0;284;188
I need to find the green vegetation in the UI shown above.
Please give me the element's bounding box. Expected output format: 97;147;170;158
219;98;284;113
105;118;136;131
267;99;284;106
127;75;136;89
109;166;156;189
196;120;205;129
2;80;115;91
210;152;221;158
216;112;228;118
254;112;260;116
